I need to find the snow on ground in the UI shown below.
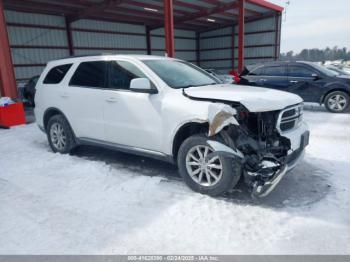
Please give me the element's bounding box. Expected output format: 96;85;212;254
0;105;350;254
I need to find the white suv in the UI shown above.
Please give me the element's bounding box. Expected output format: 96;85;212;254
35;55;309;197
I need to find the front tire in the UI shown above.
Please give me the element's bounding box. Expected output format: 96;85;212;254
177;134;242;196
324;91;349;113
47;115;76;154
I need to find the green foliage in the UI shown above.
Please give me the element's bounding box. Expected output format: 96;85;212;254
280;47;350;62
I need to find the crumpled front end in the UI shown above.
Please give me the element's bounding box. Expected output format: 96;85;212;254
206;102;309;198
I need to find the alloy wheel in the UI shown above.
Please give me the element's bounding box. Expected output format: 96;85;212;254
327;94;348;112
185;145;223;187
50;122;67;150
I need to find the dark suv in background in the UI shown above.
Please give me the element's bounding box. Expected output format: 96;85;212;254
240;61;350;113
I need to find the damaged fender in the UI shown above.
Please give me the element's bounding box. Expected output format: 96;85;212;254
207;140;244;160
207;103;239;136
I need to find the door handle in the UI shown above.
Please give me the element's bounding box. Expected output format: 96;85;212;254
260;79;267;82
290;80;299;83
106;97;118;103
60;93;69;98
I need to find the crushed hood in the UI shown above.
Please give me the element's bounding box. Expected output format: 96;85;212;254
184;84;303;112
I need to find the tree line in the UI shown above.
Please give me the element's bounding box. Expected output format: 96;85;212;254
280;46;350;62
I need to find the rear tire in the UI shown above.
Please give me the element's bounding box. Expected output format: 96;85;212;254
324;91;349;113
47;115;76;154
177;134;242;196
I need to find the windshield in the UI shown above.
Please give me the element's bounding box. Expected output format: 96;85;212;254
327;66;349;76
142;60;221;89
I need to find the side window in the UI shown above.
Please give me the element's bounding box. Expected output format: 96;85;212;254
289;66;315;77
263;66;287;77
109;61;148;90
43;64;72;84
70;61;108;88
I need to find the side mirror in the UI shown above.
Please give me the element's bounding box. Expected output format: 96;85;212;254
311;73;320;80
130;78;158;94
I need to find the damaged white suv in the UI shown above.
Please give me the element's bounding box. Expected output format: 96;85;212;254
35;55;309;197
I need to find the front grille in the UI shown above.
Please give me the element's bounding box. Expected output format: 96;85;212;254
277;104;303;133
280;121;295;131
282;108;296;118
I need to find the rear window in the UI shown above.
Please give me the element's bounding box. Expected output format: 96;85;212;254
263;66;287;76
248;65;287;77
43;64;72;84
249;67;264;76
69;61;108;88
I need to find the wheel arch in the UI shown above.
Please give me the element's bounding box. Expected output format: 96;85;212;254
320;88;350;104
171;121;209;162
43;107;75;136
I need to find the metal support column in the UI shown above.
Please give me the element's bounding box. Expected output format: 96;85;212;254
274;13;281;60
65;17;74;56
196;32;200;66
238;0;245;73
163;0;175;57
0;0;17;98
146;26;152;55
232;25;235;70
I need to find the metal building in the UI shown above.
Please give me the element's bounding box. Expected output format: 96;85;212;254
0;0;283;99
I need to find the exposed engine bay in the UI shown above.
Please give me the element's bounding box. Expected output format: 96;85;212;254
215;106;292;197
183;89;308;197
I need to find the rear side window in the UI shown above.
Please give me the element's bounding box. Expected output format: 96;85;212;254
249;67;264;76
43;64;72;84
109;61;147;90
263;66;287;76
70;61;108;88
289;66;315;77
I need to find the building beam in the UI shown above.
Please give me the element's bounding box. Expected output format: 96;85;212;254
0;0;17;98
146;26;152;55
247;0;284;12
163;0;175;57
196;32;200;66
65;17;74;56
238;0;245;73
274;13;281;60
174;2;239;25
67;0;124;23
232;25;235;70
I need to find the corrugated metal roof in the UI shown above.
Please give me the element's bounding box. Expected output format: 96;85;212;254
3;0;283;32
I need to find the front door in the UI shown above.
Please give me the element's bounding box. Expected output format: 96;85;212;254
257;65;289;90
103;60;163;152
287;65;324;102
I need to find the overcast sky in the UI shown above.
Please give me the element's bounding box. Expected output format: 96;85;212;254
269;0;350;53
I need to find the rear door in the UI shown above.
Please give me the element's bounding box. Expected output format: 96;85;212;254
62;60;108;140
241;65;289;90
287;65;323;102
258;65;289;90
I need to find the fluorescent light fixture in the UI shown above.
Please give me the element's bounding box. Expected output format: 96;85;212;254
144;7;158;12
207;18;216;22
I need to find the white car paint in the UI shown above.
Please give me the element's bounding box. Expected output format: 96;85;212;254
184;84;303;112
35;54;307;162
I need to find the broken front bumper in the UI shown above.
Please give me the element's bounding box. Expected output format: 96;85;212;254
208;122;310;198
251;122;310;197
